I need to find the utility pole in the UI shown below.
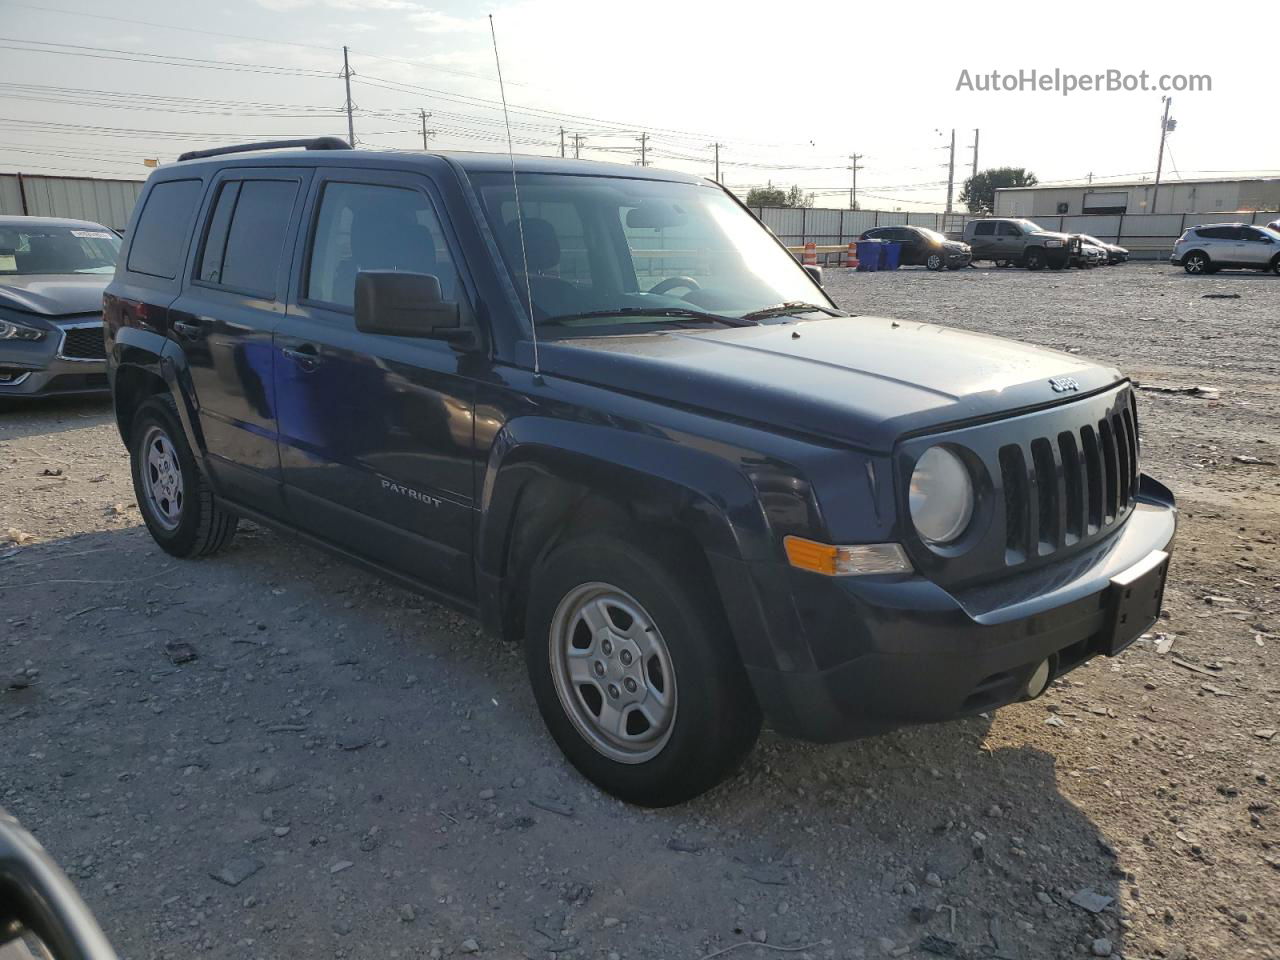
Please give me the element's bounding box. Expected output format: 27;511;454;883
944;128;956;213
637;132;648;167
713;142;721;182
968;128;979;180
571;133;584;159
846;153;864;209
559;127;565;158
342;45;356;147
419;109;435;151
1087;171;1094;185
1151;96;1173;214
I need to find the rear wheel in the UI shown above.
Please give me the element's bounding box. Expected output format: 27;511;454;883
1271;254;1280;276
129;396;237;558
524;533;761;806
1183;251;1210;275
1024;248;1045;270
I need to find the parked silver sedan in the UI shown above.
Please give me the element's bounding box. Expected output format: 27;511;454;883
0;216;119;399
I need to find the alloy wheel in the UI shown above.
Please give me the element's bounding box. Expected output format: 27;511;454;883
548;582;677;764
141;425;183;530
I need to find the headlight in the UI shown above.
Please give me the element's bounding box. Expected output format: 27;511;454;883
1043;239;1063;248
0;318;46;341
909;446;974;545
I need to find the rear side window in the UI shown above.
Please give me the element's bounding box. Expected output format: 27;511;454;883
305;181;459;310
971;222;996;236
127;179;203;279
199;179;299;298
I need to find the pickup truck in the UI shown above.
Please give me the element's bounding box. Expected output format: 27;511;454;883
104;140;1176;805
962;217;1083;269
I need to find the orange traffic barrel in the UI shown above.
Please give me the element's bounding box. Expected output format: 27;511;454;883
802;241;817;266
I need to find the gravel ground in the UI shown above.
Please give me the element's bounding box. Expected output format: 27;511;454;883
2;262;1277;960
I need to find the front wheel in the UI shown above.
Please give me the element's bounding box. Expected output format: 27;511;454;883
925;252;944;271
1271;254;1280;276
129;396;237;558
1024;248;1044;270
525;534;761;806
1183;251;1210;275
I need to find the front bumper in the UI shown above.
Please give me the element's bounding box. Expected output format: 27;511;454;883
0;321;108;398
722;476;1176;742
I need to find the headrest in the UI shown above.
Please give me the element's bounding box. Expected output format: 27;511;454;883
505;218;559;273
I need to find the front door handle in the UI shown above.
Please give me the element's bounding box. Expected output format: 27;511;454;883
281;344;321;372
172;320;204;339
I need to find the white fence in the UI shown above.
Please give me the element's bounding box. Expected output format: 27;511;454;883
0;173;146;232
753;205;1280;261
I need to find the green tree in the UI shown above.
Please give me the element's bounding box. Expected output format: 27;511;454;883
745;182;813;208
960;167;1038;215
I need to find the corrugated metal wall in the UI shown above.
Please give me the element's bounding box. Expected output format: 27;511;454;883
0;174;145;231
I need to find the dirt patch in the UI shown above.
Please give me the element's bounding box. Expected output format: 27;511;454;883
2;263;1277;960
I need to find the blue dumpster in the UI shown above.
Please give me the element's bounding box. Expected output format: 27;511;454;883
880;241;902;270
856;239;882;271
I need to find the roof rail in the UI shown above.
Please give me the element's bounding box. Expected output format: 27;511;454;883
176;137;352;163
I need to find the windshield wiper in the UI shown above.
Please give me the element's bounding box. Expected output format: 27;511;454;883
740;301;843;321
543;307;757;328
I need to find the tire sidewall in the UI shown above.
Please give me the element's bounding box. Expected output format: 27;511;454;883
130;398;206;556
524;535;757;806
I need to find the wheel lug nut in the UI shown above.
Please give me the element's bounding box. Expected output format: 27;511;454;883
593;661;605;677
619;650;633;666
624;677;637;693
607;683;620;699
601;640;613;656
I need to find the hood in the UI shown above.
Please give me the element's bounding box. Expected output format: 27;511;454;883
541;316;1121;451
0;274;110;317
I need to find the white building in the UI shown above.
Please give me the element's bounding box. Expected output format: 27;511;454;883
994;177;1280;218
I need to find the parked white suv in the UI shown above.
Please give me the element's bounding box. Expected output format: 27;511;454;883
1171;223;1280;275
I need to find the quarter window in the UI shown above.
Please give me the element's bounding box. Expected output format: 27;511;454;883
127;179;203;279
306;181;459;310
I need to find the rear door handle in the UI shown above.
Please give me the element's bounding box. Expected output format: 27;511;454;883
281;344;321;371
172;320;204;339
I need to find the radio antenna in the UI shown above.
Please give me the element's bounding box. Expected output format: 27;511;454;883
489;14;540;382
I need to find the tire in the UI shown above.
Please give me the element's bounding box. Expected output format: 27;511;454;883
524;533;761;806
1183;251;1210;275
1271;254;1280;276
129;395;237;558
1024;248;1044;270
925;252;944;271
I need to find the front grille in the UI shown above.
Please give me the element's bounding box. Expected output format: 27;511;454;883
997;391;1139;566
59;325;106;360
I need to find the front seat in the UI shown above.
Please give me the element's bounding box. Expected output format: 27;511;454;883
502;218;579;319
333;209;443;307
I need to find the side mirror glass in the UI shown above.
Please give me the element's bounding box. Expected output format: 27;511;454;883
802;263;823;287
0;809;119;960
354;271;474;346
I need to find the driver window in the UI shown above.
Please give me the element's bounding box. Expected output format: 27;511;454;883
996;222;1020;237
306;181;458;311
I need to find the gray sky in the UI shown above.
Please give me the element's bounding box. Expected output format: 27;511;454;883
2;0;1277;211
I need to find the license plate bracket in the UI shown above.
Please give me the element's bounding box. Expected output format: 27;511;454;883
1105;550;1169;656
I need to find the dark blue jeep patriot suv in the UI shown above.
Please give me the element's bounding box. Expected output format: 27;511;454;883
103;139;1175;805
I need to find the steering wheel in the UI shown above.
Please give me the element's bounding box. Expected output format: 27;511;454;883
648;276;701;296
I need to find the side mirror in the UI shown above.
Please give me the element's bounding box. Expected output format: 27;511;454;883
354;271;475;347
802;263;823;287
0;809;119;960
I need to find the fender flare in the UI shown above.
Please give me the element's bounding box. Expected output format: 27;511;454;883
478;416;772;579
111;327;206;460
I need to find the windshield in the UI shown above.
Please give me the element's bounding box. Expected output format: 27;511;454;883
0;223;120;276
1011;218;1045;235
472;173;831;330
917;227;948;243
